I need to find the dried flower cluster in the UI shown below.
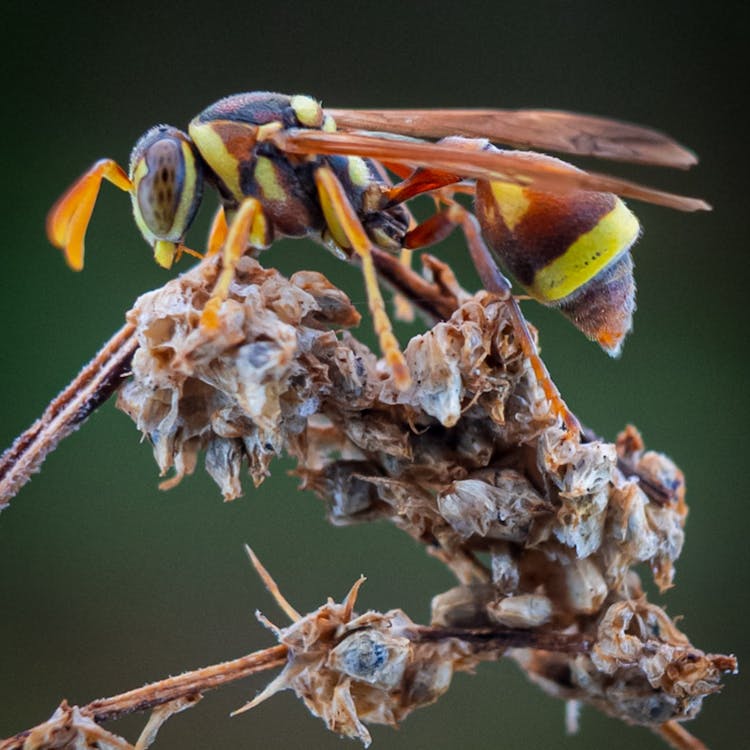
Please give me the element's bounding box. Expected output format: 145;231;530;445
234;569;493;747
14;703;131;750
10;699;198;750
107;253;735;747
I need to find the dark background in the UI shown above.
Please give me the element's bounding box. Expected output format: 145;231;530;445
1;2;746;748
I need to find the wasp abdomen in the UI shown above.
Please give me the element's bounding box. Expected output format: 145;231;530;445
475;173;640;355
557;252;636;355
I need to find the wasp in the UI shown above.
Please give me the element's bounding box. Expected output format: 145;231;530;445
47;91;707;414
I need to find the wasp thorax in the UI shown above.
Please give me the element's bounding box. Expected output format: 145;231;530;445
129;125;203;266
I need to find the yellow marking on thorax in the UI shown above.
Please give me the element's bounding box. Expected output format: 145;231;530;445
254;157;286;201
291;95;324;127
347;156;371;188
530;199;640;302
188;120;243;199
249;208;271;248
490;181;530;230
256;122;283;141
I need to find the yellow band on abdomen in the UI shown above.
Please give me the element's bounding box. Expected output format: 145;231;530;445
529;199;640;302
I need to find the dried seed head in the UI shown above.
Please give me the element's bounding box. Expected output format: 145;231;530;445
241;577;484;747
438;470;552;542
116;254;733;746
20;702;135;750
512;599;736;728
329;630;411;689
487;594;554;629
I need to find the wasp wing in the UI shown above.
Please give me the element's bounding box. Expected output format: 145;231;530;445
274;129;710;212
327;108;697;169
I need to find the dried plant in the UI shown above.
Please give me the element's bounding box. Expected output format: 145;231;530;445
0;251;736;750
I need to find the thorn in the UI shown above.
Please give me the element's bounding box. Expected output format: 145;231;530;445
342;575;367;620
232;670;290;717
255;609;282;637
244;545;301;622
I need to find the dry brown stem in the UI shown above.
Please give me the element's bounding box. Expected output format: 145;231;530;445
0;645;287;750
0;323;137;509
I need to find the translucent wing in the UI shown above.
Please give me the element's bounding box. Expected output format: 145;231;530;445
272;129;710;212
327;108;698;168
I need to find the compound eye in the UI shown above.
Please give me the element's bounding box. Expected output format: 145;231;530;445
130;126;203;244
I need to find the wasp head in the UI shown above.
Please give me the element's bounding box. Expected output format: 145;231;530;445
129;125;204;268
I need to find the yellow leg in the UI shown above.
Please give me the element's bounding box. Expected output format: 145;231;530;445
406;197;581;435
314;166;411;389
175;244;204;261
420;199;581;435
206;206;229;257
46;159;132;270
393;247;416;323
201;197;268;330
365;157;414;322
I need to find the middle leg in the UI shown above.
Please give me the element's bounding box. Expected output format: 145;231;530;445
314;165;411;389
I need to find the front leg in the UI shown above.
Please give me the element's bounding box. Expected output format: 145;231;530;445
201;197;271;329
46;159;133;271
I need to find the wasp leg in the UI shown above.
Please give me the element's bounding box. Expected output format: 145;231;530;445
405;201;581;434
201;197;270;330
175;245;204;261
369;160;417;322
206;205;229;257
46;159;132;271
401;206;461;251
314;165;411;389
379;160;414;181
391;246;416;322
384;166;470;316
385;166;462;208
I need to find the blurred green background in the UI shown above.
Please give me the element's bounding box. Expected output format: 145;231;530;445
1;2;746;748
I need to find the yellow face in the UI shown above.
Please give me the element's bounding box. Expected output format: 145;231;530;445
129;126;204;268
